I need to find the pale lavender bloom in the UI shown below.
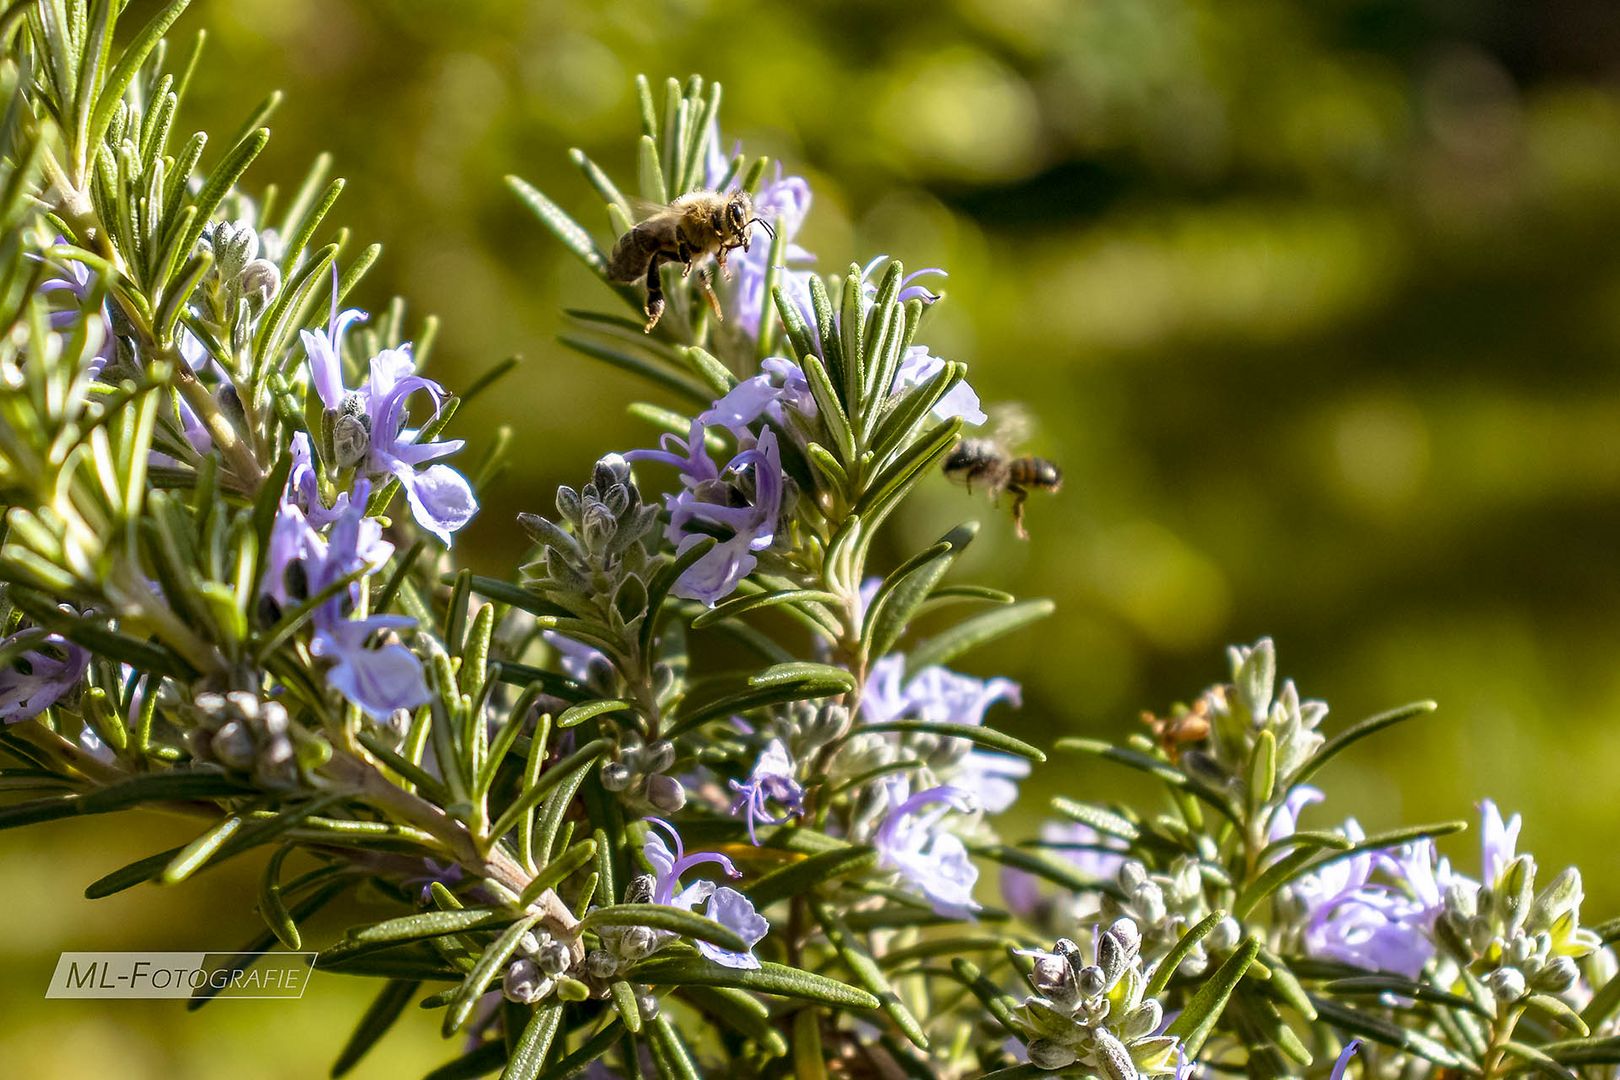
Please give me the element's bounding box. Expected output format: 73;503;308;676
874;781;982;918
642;818;767;969
955;752;1031;817
630;424;784;606
301;290;477;544
863;654;1026;812
1268;785;1324;845
699;886;770;970
287;432;357;528
729;738;804;844
282;480;430;721
892;346;987;426
699;357;816;435
644;817;742;907
730;169;816;338
1296;818;1451;979
543;630;610;685
37;246;113;369
1480;799;1521;887
1331;1039;1361;1079
0;629;90;723
78;724;116;764
312;614;430;721
864;655;1022;730
1002;820;1129;919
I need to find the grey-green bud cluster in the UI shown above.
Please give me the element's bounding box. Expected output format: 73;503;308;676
1015;918;1184;1078
500;927;585;1004
1103;857;1226;977
186;690;297;789
1440;857;1598;1010
600;737;685;813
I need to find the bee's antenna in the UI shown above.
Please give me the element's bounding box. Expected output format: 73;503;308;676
749;217;776;240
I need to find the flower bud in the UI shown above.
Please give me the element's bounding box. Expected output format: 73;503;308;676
600;762;633;791
1120;999;1164;1041
502;958;547;1004
585;949;619;980
329;398;371;470
1031;953;1077;1007
645;773;686;814
1486;966;1526;1003
212;220;259;280
1531;956;1578;994
210;720;255;770
1133;881;1167;925
642;740;676;775
236;258;281;311
1026;1039;1078;1071
617;926;659;961
1093;1028;1138;1080
636;989;660;1019
1077;964;1107;998
537;939;572;977
1098;918;1142;988
1117;860;1149;893
1207;915;1242;953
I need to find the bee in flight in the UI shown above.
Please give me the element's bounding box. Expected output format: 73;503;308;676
606;190;774;332
942;407;1062;539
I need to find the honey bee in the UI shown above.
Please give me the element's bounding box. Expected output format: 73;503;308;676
606;190;773;332
943;407;1062;539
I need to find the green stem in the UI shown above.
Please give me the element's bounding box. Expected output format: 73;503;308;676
1480;1000;1526;1079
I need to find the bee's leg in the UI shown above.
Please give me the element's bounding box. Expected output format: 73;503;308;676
677;240;696;279
642;256;666;333
1009;484;1030;540
698;265;724;321
716;244;732;279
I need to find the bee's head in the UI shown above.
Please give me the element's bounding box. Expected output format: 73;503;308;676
722;191;773;252
723;192;753;239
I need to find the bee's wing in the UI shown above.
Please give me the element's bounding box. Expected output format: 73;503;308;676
984;403;1036;453
627;197;672;222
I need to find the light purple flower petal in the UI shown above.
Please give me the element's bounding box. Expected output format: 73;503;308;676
697;886;769;969
393;461;479;545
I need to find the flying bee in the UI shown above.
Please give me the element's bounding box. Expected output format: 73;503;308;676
942;406;1062;539
606;190;774;332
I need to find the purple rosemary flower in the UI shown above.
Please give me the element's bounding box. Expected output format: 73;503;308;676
287;432;357;528
1293;817;1458;980
874;781;982;918
892;346;987;426
0;627;90;723
405;858;464;905
728;169;815;337
309;489;428;720
864;655;1021;730
267;478;429;721
1331;1039;1361;1079
302;290;477;544
37;245;113;370
862;654;1027;812
542;630;611;685
642;818;768;969
1479;799;1521;887
629;423;785;606
728;738;805;844
698;357;816;436
1267;784;1324;845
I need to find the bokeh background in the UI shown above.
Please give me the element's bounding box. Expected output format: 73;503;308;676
8;0;1620;1074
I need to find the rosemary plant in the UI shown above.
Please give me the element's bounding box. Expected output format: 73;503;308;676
2;4;1618;1078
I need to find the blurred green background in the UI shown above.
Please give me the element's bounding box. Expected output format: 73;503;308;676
9;0;1620;1074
